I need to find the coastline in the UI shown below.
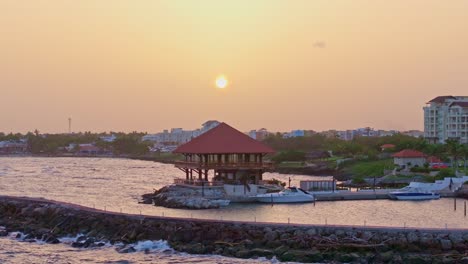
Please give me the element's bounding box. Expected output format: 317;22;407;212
1;195;468;263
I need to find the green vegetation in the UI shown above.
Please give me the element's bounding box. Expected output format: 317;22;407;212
271;150;306;163
0;130;150;156
277;161;304;168
343;159;395;178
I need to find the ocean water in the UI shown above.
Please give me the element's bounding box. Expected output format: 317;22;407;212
0;157;467;263
0;234;285;264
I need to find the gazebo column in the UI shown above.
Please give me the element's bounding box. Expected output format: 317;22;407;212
204;170;208;181
185;169;189;180
198;169;202;180
255;170;260;184
190;169;193;180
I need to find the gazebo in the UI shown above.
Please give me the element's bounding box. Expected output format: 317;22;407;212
173;123;275;186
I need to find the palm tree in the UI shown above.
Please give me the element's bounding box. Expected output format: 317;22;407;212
445;139;462;173
460;144;468;175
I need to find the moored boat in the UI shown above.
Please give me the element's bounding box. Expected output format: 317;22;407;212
254;187;315;203
389;187;440;200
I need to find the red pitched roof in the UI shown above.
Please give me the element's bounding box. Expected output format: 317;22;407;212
450;102;468;108
174;123;275;154
428;96;455;103
392;149;425;158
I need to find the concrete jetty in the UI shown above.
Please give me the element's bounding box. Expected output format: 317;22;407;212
313;190;394;201
2;195;468;263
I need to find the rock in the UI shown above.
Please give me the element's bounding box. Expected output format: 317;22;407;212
117;245;136;253
448;233;463;244
441;255;455;264
264;231;278;243
235;250;252;259
188;243;205;254
249;248;274;258
407;232;420;243
293;229;304;237
280;249;323;262
361;231;373;241
71;242;85;248
337;253;359;263
334;229;345;237
460;256;468;264
241;239;254;248
33;207;48;216
274;245;289;256
405;254;430;264
44;235;60;244
0;227;7;237
379;251;394;262
440;239;452;250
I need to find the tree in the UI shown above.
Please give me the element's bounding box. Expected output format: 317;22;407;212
445;139;463;172
460;144;468;174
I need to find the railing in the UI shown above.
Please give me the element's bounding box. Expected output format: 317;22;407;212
174;161;275;170
173;178;224;187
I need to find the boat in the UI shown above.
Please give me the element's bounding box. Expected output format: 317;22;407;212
389;187;440;200
210;199;230;207
254;187;315;203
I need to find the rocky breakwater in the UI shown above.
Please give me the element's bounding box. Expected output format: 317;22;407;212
143;185;229;209
2;196;468;263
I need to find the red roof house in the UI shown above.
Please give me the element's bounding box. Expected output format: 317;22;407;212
392;149;425;158
173;122;275;185
392;149;426;168
174;123;275;154
380;144;396;151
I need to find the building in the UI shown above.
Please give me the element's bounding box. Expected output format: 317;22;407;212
392;149;426;168
402;130;424;138
320;130;339;139
173;122;275;185
248;128;270;141
380;144;396;151
100;134;116;142
424;96;468;144
142;120;221;145
0;140;28;154
283;130;306;138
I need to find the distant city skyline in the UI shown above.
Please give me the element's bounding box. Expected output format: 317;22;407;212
1;1;467;133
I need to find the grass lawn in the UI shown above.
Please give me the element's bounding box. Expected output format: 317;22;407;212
344;159;395;178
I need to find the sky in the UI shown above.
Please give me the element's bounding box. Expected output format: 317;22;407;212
1;1;467;133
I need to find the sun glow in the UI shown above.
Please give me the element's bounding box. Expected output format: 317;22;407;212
215;75;228;89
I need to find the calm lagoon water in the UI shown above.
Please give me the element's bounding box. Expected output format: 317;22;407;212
0;157;467;263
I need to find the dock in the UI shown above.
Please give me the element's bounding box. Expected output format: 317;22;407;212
313;190;394;201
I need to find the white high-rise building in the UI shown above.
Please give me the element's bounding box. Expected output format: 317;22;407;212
142;120;221;144
424;96;468;144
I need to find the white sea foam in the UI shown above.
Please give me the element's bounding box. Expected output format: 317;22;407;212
132;240;173;252
58;233;85;244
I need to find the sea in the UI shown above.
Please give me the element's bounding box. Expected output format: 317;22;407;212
0;157;467;263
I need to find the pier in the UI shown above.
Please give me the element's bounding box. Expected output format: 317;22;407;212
314;190;394;201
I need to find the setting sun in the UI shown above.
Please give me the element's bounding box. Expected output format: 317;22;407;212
215;76;228;89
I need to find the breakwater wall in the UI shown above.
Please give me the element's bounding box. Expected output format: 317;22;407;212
1;196;468;263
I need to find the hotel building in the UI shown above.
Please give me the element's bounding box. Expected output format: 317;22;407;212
424;96;468;144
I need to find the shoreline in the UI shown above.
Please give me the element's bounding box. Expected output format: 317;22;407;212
0;154;338;176
1;195;468;263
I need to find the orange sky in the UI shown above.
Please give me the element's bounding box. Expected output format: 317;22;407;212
1;1;467;133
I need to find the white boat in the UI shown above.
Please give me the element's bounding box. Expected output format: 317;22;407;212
254;187;315;203
389;187;440;200
210;199;230;207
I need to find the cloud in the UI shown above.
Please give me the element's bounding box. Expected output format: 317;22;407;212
312;41;326;48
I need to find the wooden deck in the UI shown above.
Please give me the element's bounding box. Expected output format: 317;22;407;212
173;178;224;187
